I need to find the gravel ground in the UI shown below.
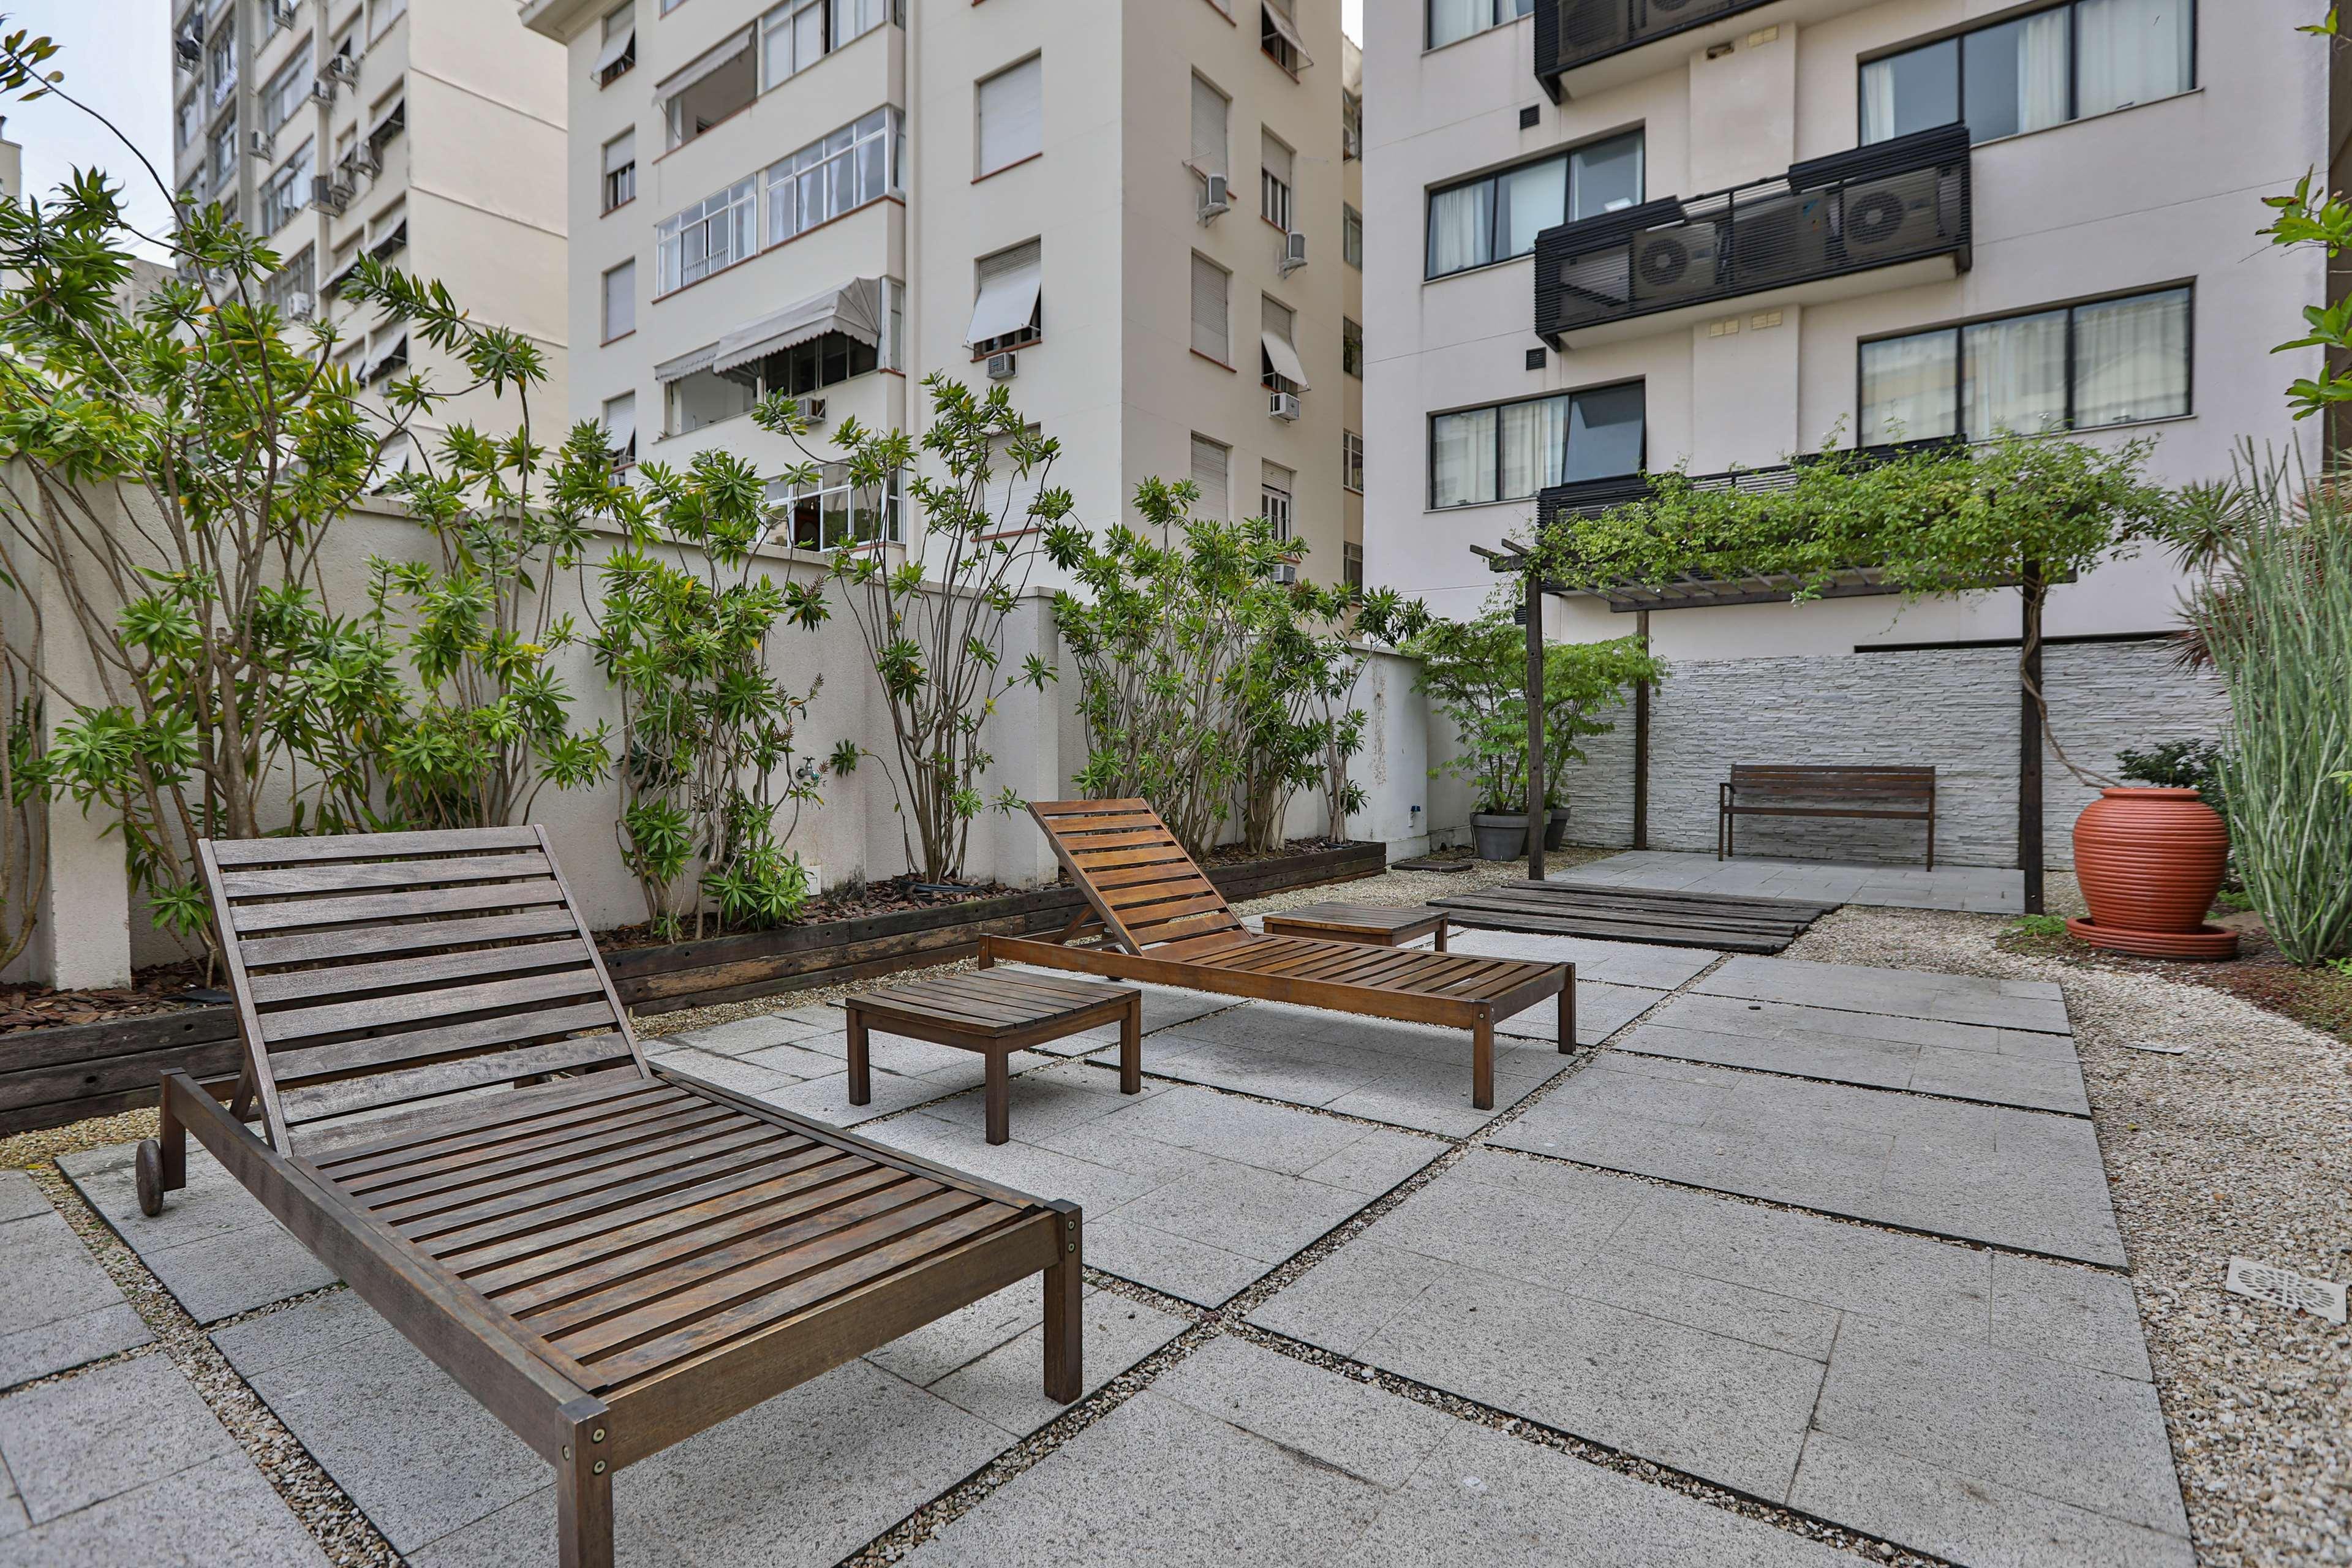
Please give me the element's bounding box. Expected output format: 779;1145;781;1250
1787;877;2352;1568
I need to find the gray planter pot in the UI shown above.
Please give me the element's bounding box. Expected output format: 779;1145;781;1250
1471;812;1531;861
1544;805;1570;851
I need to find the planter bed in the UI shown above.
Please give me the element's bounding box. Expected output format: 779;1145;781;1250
0;839;1384;1136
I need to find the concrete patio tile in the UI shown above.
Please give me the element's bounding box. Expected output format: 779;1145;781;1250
1651;992;2082;1062
1492;979;1664;1046
0;1354;233;1524
0;1457;23;1540
728;1040;846;1080
1438;928;1721;990
1616;1017;2089;1117
639;1047;801;1103
60;1145;337;1324
746;1050;1057;1129
0;1452;328;1568
921;1290;1190;1435
664;1011;835;1057
0;1177;152;1389
1490;1055;2125;1266
1990;1253;2153;1381
1695;956;2073;1035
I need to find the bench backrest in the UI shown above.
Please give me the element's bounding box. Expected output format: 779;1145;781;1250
200;826;647;1155
1729;765;1936;802
1027;799;1247;955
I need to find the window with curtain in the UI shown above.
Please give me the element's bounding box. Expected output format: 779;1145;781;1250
1191;74;1229;183
1861;0;2192;146
1428;382;1645;508
603;130;636;212
654;176;757;295
263;51;309;134
1860;285;2190;442
1427;0;1532;51
765;108;897;244
766;462;902;549
1262;131;1294;230
602;260;635;342
1191;253;1230;364
1191;435;1231;520
1262;462;1295;559
1425;130;1643;278
978;56;1043;177
760;0;827;86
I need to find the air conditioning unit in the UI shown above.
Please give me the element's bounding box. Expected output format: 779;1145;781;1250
352;144;381;177
271;1;300;26
310;77;337;105
1627;224;1721;305
1268;390;1300;421
174;34;202;68
283;291;314;320
1198;172;1229;223
1840;170;1947;262
986;352;1017;382
791;396;827;424
248;129;272;159
1279;230;1308;277
326;53;361;85
1277;562;1299;584
310;175;347;214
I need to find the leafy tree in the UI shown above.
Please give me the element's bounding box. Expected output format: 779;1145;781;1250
2257;7;2352;425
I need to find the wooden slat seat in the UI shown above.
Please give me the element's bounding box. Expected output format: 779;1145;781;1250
135;827;1083;1568
983;801;1574;1110
1719;764;1937;869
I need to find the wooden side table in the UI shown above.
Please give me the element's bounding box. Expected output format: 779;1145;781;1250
1260;902;1450;952
844;971;1143;1144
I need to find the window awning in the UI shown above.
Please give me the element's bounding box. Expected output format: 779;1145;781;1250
712;277;881;374
1261;2;1313;69
655;343;720;383
967;255;1042;345
366;97;404;149
1261;330;1309;390
363;335;408;384
592;25;635;77
655;28;750;100
603;401;636;458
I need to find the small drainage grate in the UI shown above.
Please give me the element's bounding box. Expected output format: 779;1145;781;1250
2120;1041;2188;1055
2224;1257;2347;1324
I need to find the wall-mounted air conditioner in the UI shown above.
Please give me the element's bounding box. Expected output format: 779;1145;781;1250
309;175;347;214
986;352;1017;382
794;396;828;424
310;77;337;105
352;145;380;177
1278;230;1307;277
1199;172;1229;224
174;34;202;69
1268;390;1300;421
284;291;314;320
326;54;360;85
248;129;272;159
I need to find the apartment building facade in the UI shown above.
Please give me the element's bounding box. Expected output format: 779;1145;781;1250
170;0;569;441
521;0;1359;585
1362;0;2328;649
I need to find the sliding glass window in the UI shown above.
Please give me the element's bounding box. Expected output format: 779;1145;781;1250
1861;0;2193;146
1428;0;1532;50
1426;131;1643;278
1858;285;2190;443
1429;382;1645;509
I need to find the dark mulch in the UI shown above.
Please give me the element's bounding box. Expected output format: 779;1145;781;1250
0;957;213;1037
595;875;1017;952
1199;836;1351;865
2000;919;2352;1046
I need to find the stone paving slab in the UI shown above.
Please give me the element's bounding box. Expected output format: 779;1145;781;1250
1619;992;2090;1116
1489;1055;2125;1265
1249;1150;2182;1566
1440;927;1722;990
900;1335;1866;1567
852;1060;1439;1305
1493;978;1662;1046
60;1145;338;1324
0;1354;324;1567
216;1276;1183;1567
1551;851;2023;913
1695;955;2072;1035
0;1172;152;1389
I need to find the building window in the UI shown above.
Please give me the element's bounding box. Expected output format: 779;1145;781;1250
266;1;293;40
766;108;897;244
603;130;636;212
1860;0;2193;147
597;4;637;86
1343;431;1364;493
666;368;758;434
1261;296;1306;393
968;239;1042;353
1427;129;1643;278
208;23;238;107
976;56;1042;177
176;95;200;152
663;31;756;149
1342;316;1363;378
1343;203;1363;269
654;176;757;295
262;51;309;135
1262;461;1295;548
1428;381;1645;508
1858;284;2192;443
1342;89;1362;160
263;246;315;318
1343;540;1363;590
756;330;880;398
1191;253;1230;364
760;0;826;86
603;391;637;467
370;0;407;43
831;0;889;47
1428;0;1532;51
1191;434;1231;520
211;116;240;192
259;140;312;235
1261;0;1308;75
602;260;636;342
1261;130;1294;230
1191;73;1229;187
765;462;902;550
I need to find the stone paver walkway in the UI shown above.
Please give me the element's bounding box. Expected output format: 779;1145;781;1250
0;1170;150;1386
1555;848;2024;913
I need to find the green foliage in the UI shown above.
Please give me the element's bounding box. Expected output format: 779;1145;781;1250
2115;739;2228;818
2010;914;2070;937
2258;7;2352;420
586;442;831;936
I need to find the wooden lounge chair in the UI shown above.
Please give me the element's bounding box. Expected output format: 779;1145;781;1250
981;800;1574;1109
133;826;1081;1568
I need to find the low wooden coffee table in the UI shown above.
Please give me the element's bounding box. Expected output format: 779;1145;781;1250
845;971;1143;1144
1259;902;1450;952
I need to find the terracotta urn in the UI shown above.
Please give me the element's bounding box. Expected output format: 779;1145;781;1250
2066;787;2239;959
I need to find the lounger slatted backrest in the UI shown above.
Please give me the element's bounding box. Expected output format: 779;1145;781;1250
1028;799;1248;954
200;825;647;1155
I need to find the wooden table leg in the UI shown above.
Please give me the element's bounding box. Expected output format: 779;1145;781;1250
985;1049;1010;1145
1558;971;1576;1054
1472;1012;1494;1111
846;1009;871;1107
1434;916;1449;954
1043;1202;1083;1402
1118;994;1142;1095
556;1400;615;1568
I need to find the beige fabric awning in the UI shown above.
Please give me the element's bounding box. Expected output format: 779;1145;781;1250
1261;329;1310;390
712;278;881;375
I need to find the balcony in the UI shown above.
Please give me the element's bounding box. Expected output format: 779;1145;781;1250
1533;124;1970;350
1534;0;1881;102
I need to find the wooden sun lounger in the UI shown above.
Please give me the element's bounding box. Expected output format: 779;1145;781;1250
133;826;1081;1568
980;800;1574;1109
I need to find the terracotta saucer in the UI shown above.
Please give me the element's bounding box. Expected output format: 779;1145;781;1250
2064;917;2240;960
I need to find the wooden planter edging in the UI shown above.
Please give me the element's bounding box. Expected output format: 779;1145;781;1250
0;839;1385;1138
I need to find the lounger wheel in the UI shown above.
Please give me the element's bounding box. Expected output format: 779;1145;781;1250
135;1138;167;1217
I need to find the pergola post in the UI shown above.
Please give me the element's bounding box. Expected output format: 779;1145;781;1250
1632;608;1651;851
2019;567;2046;914
1525;569;1547;881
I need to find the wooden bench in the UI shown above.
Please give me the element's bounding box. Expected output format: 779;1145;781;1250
846;972;1142;1144
1719;764;1938;869
1260;903;1450;952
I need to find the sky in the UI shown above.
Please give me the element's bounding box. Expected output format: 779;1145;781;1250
1344;0;1362;43
4;0;177;255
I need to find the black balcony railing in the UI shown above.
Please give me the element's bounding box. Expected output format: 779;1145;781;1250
1533;124;1972;345
1536;0;1786;100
